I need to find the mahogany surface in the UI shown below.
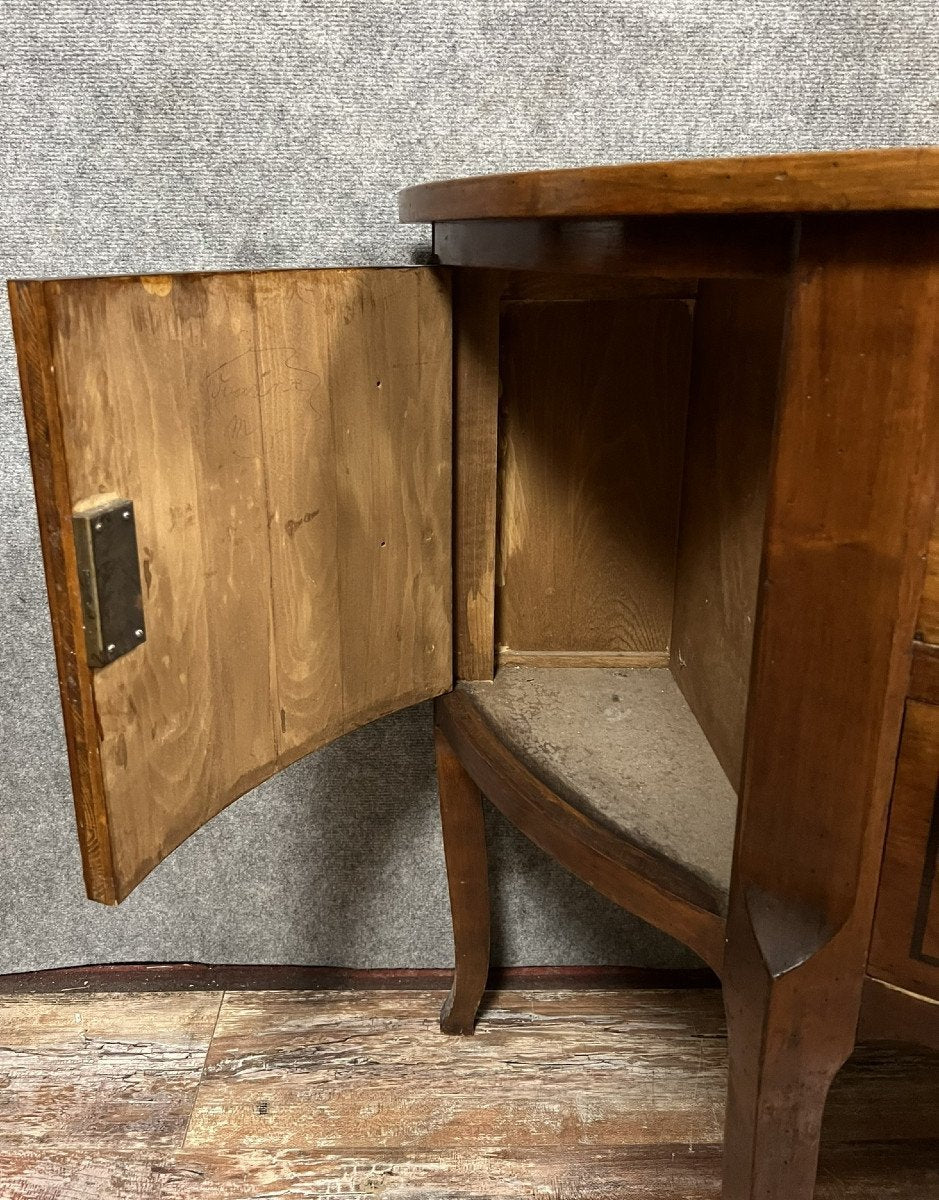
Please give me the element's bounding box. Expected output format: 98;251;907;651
720;212;938;1200
400;147;939;222
421;150;939;1200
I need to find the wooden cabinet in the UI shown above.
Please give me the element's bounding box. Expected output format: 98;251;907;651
916;510;939;645
871;700;939;1001
10;147;939;1200
870;519;939;1001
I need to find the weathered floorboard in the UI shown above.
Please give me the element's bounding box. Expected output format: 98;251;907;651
185;988;728;1151
0;987;935;1198
0;991;221;1150
2;1143;938;1200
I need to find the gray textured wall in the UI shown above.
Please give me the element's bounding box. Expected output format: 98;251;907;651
1;1;935;973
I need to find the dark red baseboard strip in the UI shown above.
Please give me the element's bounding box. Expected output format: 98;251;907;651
0;962;719;995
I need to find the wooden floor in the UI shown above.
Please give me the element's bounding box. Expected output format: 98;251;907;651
0;986;936;1198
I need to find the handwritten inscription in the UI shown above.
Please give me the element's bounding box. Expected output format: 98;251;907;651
201;345;325;464
285;510;321;538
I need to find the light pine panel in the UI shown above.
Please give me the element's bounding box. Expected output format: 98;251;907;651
451;270;504;681
497;299;692;660
252;271;452;755
14;268;451;902
670;278;789;790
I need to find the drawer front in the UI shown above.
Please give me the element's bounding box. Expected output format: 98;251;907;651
917;507;939;644
870;699;939;1000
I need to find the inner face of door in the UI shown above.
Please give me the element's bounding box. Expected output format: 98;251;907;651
10;267;453;903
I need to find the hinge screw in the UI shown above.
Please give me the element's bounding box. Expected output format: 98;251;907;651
106;643;116;654
122;510;131;520
134;629;144;639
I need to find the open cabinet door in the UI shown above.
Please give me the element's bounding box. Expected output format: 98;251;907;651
9;268;453;904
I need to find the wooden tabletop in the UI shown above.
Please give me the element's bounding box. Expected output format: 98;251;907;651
399;147;939;222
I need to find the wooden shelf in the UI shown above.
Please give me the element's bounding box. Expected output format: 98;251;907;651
460;667;738;914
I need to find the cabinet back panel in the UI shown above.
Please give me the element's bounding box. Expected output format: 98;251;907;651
11;268;452;903
496;299;693;662
670;278;789;790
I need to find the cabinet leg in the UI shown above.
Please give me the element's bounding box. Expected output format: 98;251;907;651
721;893;860;1200
723;1002;835;1198
435;725;491;1035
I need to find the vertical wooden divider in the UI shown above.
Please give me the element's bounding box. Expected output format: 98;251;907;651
452;270;503;681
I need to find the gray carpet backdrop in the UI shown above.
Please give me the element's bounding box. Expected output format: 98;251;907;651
0;2;935;973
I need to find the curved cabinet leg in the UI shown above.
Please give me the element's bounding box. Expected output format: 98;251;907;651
721;892;860;1200
435;725;491;1035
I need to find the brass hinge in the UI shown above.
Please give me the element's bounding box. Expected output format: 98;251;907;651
73;498;147;668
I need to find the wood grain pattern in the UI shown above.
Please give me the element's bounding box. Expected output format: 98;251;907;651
12;268;452;902
730;216;939;930
400;147;939;221
4;1144;939;1200
450;271;699;683
7;282;117;904
497;299;692;658
670;278;789;790
0;991;221;1150
923;881;939;962
917;505;939;643
497;649;669;668
869;701;939;1001
254;269;453;750
452;270;502;681
43;272;281;903
0;987;936;1198
185;988;728;1153
721;213;939;1199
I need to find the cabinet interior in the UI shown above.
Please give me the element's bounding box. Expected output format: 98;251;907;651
489;276;789;817
12;260;792;908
